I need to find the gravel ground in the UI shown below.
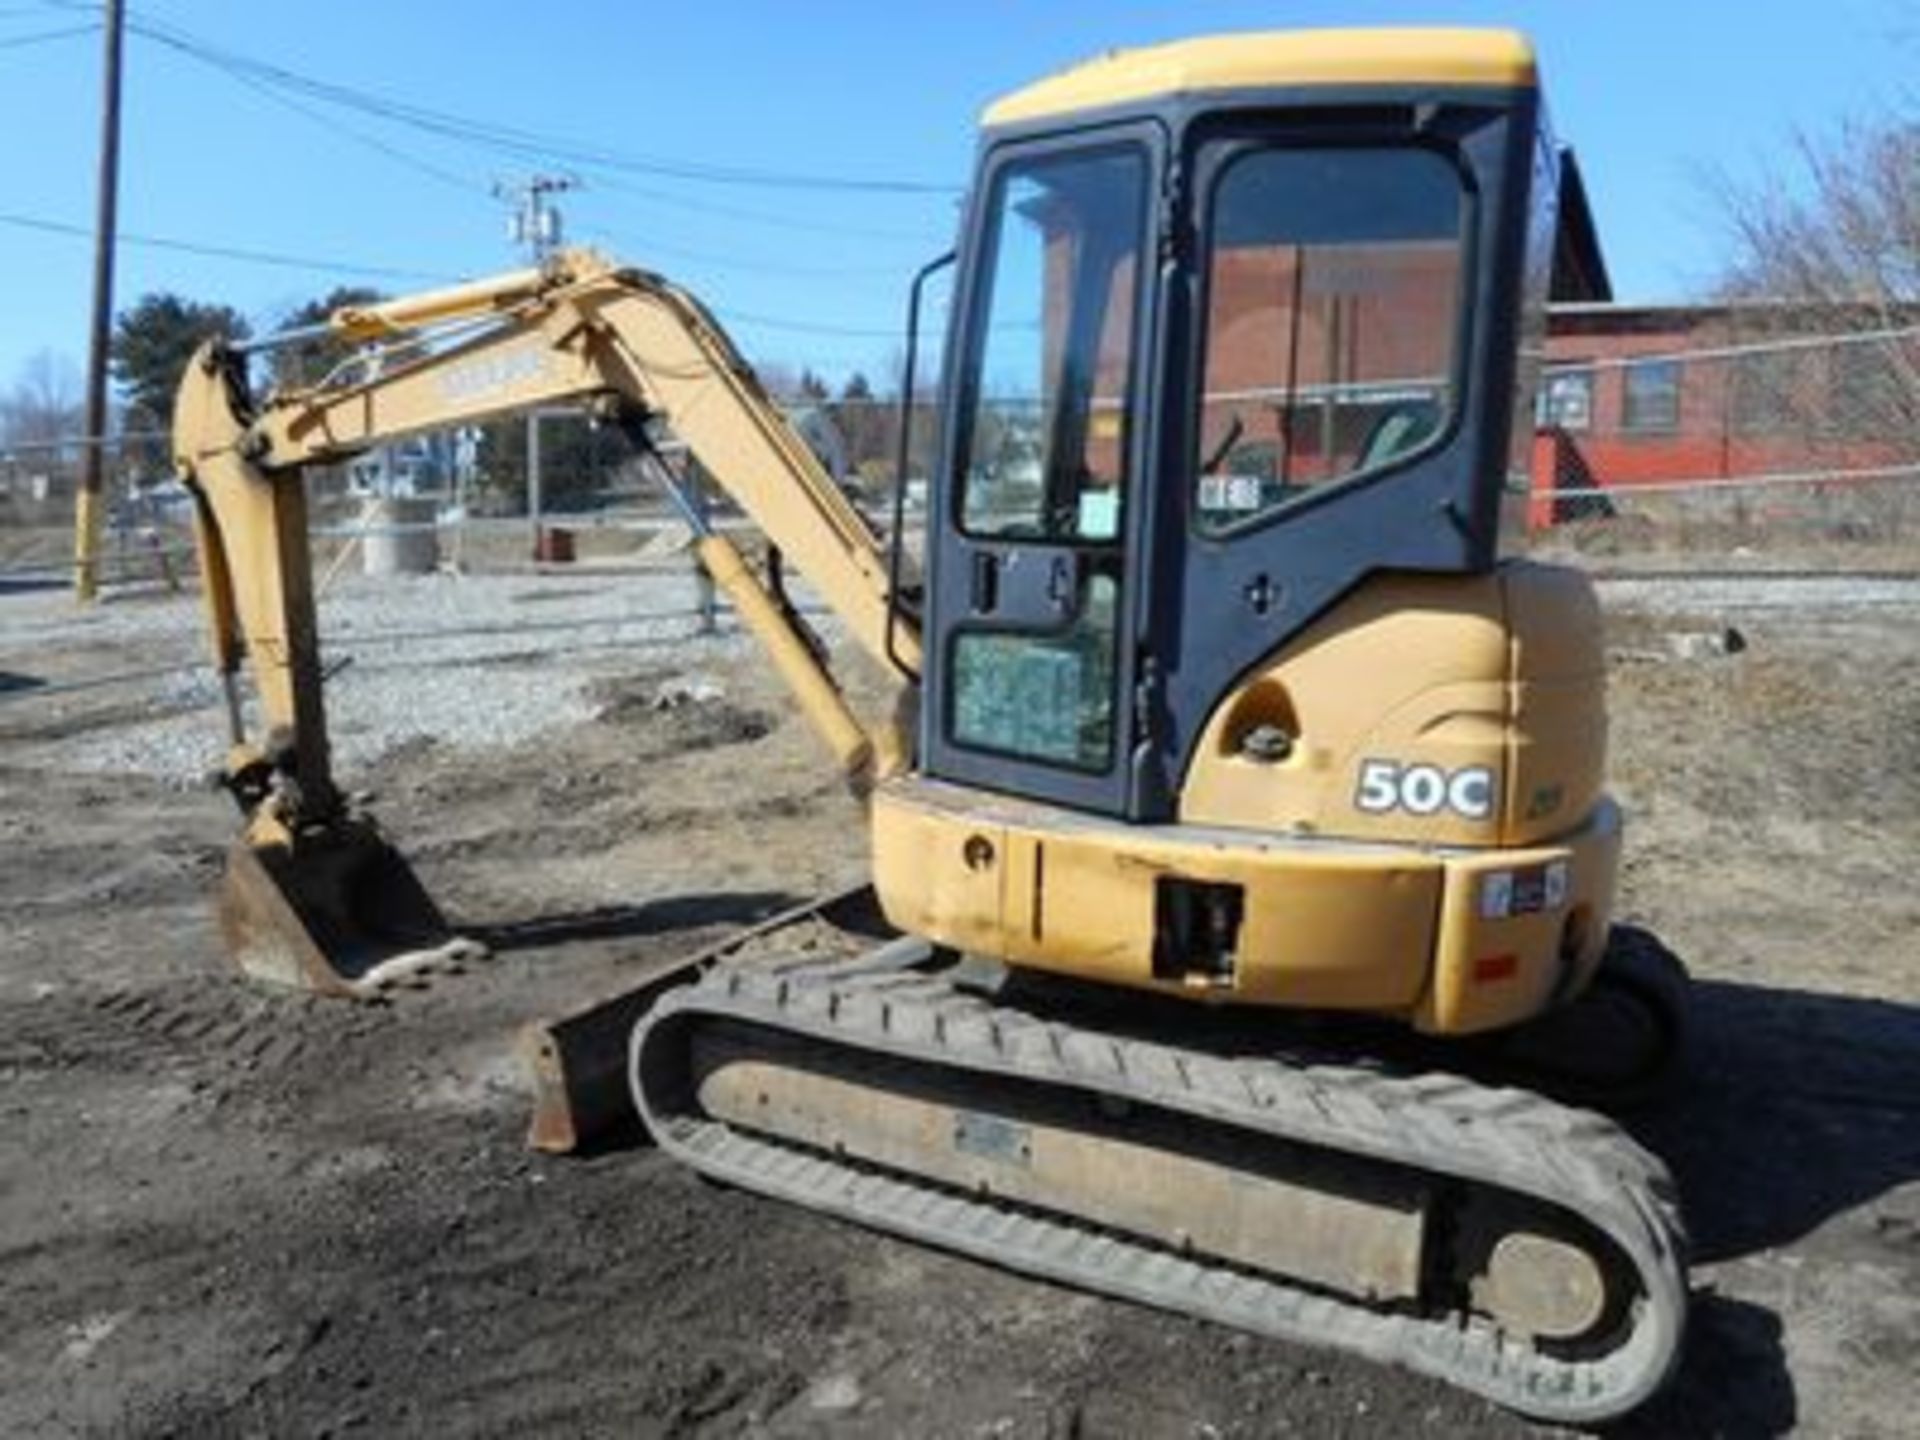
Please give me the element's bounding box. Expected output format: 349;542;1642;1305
9;567;1916;786
2;568;753;784
1595;572;1920;617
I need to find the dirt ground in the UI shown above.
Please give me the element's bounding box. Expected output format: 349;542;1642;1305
2;565;1917;1438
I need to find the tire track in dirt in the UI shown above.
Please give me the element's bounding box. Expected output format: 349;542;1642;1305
4;977;398;1108
134;1142;857;1436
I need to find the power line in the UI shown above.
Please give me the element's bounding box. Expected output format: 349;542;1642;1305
36;2;489;200
0;207;913;350
38;5;952;259
122;12;960;197
583;173;954;246
122;13;909;273
14;10;929;375
129;31;934;270
0;18;93;45
577;225;910;283
185;41;489;197
711;307;902;340
0;210;459;281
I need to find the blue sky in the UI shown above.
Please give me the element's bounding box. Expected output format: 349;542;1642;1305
1;0;1914;397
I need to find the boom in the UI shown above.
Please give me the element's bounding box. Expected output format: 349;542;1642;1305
174;250;919;828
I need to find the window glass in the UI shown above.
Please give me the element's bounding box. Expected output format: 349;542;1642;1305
1196;147;1466;533
950;571;1118;770
1540;370;1593;430
1622;359;1681;432
1508;135;1559;490
959;150;1144;544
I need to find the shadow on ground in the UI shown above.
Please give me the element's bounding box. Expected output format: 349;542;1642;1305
465;890;803;955
1635;978;1920;1263
1615;1293;1795;1437
1614;976;1920;1437
0;576;62;597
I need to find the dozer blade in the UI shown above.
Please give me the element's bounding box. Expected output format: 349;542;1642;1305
521;882;892;1153
217;818;480;999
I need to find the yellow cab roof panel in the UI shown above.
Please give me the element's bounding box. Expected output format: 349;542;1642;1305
983;28;1537;128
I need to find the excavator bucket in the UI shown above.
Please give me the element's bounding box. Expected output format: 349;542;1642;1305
216;818;477;999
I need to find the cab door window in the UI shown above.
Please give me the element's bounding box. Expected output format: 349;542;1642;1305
959;151;1142;544
1195;147;1467;533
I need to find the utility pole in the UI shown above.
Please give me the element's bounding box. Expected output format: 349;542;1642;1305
494;174;576;263
73;0;126;603
494;175;576;551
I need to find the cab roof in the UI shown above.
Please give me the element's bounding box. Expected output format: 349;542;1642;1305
983;27;1537;128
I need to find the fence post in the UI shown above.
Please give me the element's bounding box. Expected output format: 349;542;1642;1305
689;465;716;634
526;411;543;559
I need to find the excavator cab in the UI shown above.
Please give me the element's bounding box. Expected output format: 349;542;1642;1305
919;32;1556;820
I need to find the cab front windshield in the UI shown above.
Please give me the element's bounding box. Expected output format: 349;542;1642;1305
1195;145;1467;533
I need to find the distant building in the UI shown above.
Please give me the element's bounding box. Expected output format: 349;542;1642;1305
1532;300;1920;524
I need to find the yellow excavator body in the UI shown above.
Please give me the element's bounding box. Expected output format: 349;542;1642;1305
981;26;1539;126
872;572;1620;1036
168;27;1692;1423
873;563;1617;1035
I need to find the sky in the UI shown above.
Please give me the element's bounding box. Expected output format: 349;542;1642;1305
1;0;1914;402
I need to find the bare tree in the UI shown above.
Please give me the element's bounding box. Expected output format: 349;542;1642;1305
1722;122;1919;303
1712;115;1920;443
1;350;84;449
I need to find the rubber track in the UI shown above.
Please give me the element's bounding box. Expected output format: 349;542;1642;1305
631;956;1689;1425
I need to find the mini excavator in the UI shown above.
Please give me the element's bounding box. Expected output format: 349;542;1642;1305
171;29;1690;1422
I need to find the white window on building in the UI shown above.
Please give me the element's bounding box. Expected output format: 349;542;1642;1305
1538;368;1593;431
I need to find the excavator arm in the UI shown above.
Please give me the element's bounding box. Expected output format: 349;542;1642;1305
172;250;920;996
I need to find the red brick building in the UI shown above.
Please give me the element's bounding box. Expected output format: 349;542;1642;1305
1533;301;1919;523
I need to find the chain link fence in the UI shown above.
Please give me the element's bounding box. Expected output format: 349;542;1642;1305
0;396;945;591
1525;321;1920;568
7;324;1916;592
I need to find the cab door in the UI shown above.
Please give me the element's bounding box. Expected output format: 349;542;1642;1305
921;132;1158;815
1142;106;1542;796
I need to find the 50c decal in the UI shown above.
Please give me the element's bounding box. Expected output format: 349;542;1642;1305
1355;759;1497;821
